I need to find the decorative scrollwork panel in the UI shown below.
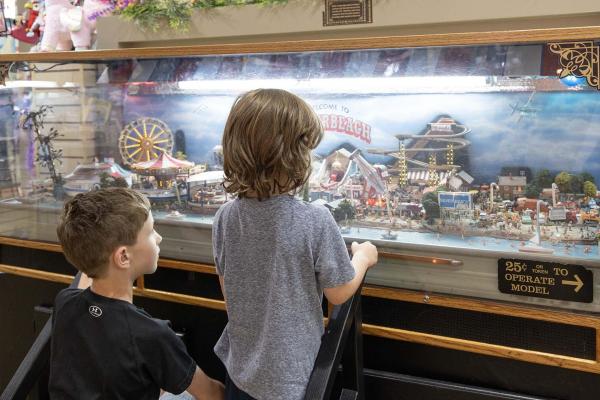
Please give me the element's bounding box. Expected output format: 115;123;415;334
549;41;600;90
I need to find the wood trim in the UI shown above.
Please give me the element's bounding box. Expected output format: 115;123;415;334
0;264;226;311
158;258;216;275
1;26;600;62
3;236;600;373
136;276;145;290
0;237;462;272
0;237;62;253
361;286;600;328
361;324;600;374
361;285;600;374
377;251;463;266
2;260;600;373
597;327;600;363
132;287;225;311
0;237;218;274
0;264;72;285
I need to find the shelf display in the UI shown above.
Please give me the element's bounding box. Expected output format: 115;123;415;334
0;36;599;312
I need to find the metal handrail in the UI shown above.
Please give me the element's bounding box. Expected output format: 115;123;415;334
304;279;365;400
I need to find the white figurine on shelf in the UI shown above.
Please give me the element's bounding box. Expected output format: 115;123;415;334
40;0;112;51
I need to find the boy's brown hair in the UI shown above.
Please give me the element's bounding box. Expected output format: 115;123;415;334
56;187;151;278
222;89;323;200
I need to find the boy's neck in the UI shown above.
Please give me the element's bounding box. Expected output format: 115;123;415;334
90;275;136;303
244;189;291;199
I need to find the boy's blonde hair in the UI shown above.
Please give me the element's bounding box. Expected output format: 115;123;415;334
56;187;151;278
222;89;323;200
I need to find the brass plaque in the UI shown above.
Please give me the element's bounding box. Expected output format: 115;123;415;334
323;0;373;26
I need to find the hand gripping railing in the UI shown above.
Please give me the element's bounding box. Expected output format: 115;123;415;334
304;278;365;400
1;272;82;400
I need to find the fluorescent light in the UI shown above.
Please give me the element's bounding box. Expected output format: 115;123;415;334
0;81;79;90
1;81;59;89
177;76;503;95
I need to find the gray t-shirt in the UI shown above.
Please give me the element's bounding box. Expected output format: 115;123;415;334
212;195;355;400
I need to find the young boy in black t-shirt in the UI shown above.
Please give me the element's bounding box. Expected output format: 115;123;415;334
49;188;224;400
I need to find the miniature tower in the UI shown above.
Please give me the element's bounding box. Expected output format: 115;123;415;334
446;143;454;167
397;141;408;187
427;153;439;187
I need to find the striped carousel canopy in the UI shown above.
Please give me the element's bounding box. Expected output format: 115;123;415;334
131;152;194;175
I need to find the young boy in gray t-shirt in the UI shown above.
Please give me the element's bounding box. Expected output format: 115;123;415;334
213;89;378;400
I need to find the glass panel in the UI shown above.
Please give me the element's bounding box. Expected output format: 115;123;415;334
1;42;598;310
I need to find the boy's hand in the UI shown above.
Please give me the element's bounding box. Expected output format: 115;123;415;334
351;241;378;269
324;241;378;305
186;367;224;400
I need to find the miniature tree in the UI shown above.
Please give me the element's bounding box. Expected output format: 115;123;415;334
570;174;584;194
99;172;129;189
535;169;553;189
333;200;355;222
421;191;440;223
20;106;64;199
583;181;598;198
580;172;595;185
525;183;541;199
554;171;572;193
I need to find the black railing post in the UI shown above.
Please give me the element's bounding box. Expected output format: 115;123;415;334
338;389;359;400
341;294;364;400
1;273;81;400
304;279;365;400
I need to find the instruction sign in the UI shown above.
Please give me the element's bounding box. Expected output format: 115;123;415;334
498;258;593;303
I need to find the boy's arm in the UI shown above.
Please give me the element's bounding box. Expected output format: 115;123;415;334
323;241;377;305
185;367;224;400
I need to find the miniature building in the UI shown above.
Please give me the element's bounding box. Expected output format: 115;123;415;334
448;170;474;191
498;175;527;199
309;148;386;202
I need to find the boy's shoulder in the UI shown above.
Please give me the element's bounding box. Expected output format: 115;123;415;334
128;309;177;340
54;288;173;336
214;199;236;220
54;287;85;310
297;200;336;221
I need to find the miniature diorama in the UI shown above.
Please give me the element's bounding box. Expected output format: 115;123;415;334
0;44;599;265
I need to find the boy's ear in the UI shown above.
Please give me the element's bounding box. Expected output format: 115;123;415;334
112;246;130;270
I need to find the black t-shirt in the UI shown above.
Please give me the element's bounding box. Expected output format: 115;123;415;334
49;288;196;400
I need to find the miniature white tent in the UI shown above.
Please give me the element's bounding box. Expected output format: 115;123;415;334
310;148;386;195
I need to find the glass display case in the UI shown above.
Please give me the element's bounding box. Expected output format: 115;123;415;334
1;33;599;314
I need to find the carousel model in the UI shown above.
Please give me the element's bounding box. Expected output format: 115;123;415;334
131;151;194;203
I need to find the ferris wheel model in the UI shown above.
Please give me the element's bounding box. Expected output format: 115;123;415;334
118;117;174;165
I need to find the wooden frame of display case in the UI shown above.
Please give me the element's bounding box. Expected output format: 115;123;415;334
1;26;600;374
1;237;600;374
0;26;599;63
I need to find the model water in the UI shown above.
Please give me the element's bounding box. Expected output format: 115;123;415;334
150;209;599;262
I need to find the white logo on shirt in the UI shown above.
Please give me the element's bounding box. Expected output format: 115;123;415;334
89;305;103;318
